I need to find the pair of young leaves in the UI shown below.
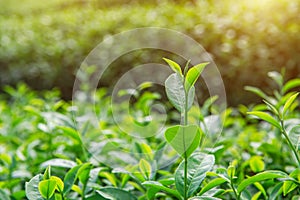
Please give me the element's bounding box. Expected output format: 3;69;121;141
163;58;209;158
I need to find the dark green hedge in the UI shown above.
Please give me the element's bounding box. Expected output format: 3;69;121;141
0;0;299;105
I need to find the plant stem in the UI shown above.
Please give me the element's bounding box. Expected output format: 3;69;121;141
184;155;187;200
231;180;239;200
280;120;300;167
82;183;86;200
183;87;189;200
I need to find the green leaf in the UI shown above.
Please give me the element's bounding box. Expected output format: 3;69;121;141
175;153;215;197
227;165;236;179
147;187;160;200
237;170;288;193
253;182;267;199
165;73;195;112
268;71;283;87
251;191;262;200
165;125;202;158
63;165;81;195
43;166;51;180
249;156;265;173
58;126;82;143
263;100;279;116
269;182;283;200
139;159;152;180
283;168;300;196
40;159;77;169
25;174;44;200
50;176;64;192
78;163;92;186
283;78;300;93
283;180;298;196
282;92;299;117
247;111;281;129
100;172;117;187
244;86;269;100
199;178;226;196
96;187;138;200
72;185;82;195
163;58;182;76
184;62;209;92
140;143;154;160
143;181;181;199
38;180;57;199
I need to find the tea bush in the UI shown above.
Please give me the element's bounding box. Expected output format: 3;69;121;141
1;60;300;199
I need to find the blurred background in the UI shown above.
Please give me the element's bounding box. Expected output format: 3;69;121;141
0;0;299;106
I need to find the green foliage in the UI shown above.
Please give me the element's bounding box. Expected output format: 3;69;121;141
2;69;300;199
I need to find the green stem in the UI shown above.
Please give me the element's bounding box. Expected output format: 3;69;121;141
184;156;188;200
280;120;300;167
82;183;86;200
183;86;189;200
231;180;239;200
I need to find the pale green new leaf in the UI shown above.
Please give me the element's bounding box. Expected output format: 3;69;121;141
163;58;182;76
50;176;64;192
247;111;281;129
283;168;300;196
165;125;201;158
175;153;215;197
43;166;51;180
139;159;152;180
283;78;300;93
244;86;269;101
283;180;298;196
38;180;57;199
184;62;209;92
263;100;279;116
249;156;265;173
268;71;283;87
282;92;299;117
199;178;226;196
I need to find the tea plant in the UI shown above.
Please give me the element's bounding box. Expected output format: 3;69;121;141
246;71;300;197
246;71;300;166
142;59;216;200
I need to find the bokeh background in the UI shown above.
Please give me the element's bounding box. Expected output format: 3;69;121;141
1;0;299;105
